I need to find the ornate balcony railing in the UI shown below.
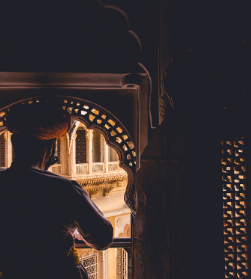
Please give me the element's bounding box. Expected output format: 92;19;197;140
79;251;97;279
92;163;104;173
51;161;122;176
108;161;119;172
50;161;127;198
76;163;88;174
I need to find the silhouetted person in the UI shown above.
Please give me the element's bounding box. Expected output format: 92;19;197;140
0;102;113;279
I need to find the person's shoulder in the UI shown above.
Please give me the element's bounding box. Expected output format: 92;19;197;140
33;169;86;200
26;167;74;187
30;168;82;190
35;168;71;182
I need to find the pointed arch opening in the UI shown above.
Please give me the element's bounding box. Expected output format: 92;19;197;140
76;127;87;164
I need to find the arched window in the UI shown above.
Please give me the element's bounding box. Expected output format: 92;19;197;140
92;130;101;163
0;134;5;168
0;96;134;279
76;127;86;164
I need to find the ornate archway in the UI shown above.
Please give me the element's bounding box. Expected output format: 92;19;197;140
0;96;137;213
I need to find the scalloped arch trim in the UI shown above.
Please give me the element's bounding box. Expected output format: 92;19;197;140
0;96;136;172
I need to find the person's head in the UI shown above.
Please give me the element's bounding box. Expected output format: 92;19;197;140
6;101;71;169
11;135;56;170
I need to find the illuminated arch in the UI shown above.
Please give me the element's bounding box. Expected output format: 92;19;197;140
0;96;137;213
69;121;88;158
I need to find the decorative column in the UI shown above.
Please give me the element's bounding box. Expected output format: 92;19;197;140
60;135;68;175
99;250;108;279
68;133;77;177
87;129;93;175
4;131;12;168
102;135;109;173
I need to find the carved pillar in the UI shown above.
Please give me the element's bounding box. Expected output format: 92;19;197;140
69;133;77;177
60;135;68;175
102;135;109;173
4;131;12;168
87;129;93;175
98;250;108;279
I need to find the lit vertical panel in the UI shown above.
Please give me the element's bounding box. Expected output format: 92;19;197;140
222;138;250;278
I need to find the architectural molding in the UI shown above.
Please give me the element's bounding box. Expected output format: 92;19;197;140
73;172;127;187
84;183;116;198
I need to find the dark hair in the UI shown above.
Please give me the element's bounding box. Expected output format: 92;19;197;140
11;134;56;163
